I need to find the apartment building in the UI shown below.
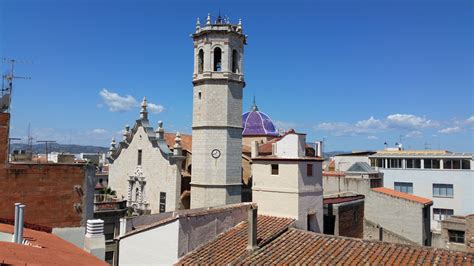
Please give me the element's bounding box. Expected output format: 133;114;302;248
369;150;474;231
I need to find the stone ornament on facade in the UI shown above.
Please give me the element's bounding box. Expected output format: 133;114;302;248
127;166;149;215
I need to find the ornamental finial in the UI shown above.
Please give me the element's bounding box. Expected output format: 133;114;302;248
196;17;201;32
174;132;182;156
140;97;148;119
206;13;211;25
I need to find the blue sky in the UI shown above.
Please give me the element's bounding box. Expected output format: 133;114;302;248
1;0;473;151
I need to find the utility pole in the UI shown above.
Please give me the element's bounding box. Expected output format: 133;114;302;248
37;140;56;163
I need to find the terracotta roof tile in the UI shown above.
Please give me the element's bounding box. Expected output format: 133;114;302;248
240;229;474;265
176;215;295;265
372;187;433;205
164;133;192;152
323;171;346;177
0;224;107;265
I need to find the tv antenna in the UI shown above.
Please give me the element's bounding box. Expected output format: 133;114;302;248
1;58;31;112
27;123;33;156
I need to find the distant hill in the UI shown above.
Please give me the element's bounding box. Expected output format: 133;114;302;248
11;143;108;154
323;151;351;159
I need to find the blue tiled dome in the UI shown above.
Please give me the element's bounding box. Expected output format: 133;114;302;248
242;101;279;137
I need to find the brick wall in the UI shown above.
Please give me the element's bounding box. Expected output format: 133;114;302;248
0;113;94;228
0;113;10;164
337;201;364;238
0;164;91;228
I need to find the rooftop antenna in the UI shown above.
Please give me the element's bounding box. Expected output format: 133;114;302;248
1;58;31;113
37;140;56;163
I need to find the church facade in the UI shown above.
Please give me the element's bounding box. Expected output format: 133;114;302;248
107;98;185;215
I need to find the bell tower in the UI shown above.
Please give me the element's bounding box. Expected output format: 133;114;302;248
190;14;247;208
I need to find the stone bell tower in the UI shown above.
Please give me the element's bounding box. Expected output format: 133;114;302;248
190;14;247;208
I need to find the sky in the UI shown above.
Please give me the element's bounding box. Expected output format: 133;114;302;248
1;0;473;152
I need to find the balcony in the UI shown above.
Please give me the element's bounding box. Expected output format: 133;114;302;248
94;194;127;213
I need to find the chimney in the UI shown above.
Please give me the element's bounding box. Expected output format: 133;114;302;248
315;141;324;157
84;219;106;260
251;141;259;158
271;143;277;156
17;204;25;244
12;203;20;243
247;205;258;251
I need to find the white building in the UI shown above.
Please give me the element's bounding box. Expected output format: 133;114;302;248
107;98;185;215
251;130;324;232
369;150;474;231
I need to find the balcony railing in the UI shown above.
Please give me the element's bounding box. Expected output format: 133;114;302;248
94;194;127;212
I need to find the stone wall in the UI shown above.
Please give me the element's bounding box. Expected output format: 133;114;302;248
365;219;418;246
365;190;428;245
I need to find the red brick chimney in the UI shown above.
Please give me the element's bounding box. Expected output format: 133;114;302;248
0;113;10;165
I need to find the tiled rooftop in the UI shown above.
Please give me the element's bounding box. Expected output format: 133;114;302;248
240;228;474;265
176;215;295;265
0;224;107;265
372;187;433;206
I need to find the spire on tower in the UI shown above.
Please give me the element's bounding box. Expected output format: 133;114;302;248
140;97;148;119
206;13;211;25
196;17;201;32
251;95;259;111
237;18;243;32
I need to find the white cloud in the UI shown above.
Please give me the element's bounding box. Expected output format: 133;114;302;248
386;114;436;129
367;135;378;140
315;113;439;137
405;130;423;138
99;89;138;112
466;116;474;124
274;121;299;130
92;128;108;135
148;103;165;114
439;127;462;134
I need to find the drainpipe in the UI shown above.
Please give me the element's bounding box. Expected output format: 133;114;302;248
12;203;20;243
17;204;25;244
247;206;258;251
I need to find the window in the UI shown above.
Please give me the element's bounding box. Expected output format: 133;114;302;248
394;182;413;194
444;159;461;170
370;178;383;189
213;47;222;71
271;164;279;175
138;150;142;166
433;184;453;198
198;49;204;74
389;159;402;168
159;192;166;213
307;164;313;177
461;159;471;170
232;49;239;73
406;159;421;169
448;230;465;243
198;91;202;100
424;159;440;169
433;208;454;221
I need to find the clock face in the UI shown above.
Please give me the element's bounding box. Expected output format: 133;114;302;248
211;149;221;159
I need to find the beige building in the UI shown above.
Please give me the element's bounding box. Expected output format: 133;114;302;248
432;214;474;252
251;130;324;232
108;98;185;215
